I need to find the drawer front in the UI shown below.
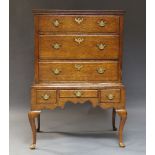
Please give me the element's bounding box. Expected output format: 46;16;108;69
39;35;119;60
101;89;120;102
36;90;56;104
39;15;119;33
59;90;98;98
39;61;118;82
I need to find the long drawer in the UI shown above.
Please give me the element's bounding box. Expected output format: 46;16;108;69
38;61;118;82
39;15;119;33
39;35;119;60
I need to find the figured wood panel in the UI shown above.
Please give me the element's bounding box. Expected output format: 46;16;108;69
38;61;119;82
100;89;120;102
39;15;119;33
39;35;119;60
36;90;56;104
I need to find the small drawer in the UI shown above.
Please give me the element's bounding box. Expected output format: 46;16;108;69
101;89;120;102
39;35;119;60
36;90;56;104
39;15;119;33
59;90;98;98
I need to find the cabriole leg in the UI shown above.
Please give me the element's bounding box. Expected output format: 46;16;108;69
28;111;41;149
116;109;127;148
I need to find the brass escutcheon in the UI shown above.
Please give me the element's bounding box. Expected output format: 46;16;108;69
52;68;61;75
52;43;61;49
97;43;107;50
98;20;107;27
74;91;83;97
53;19;60;27
107;94;114;100
74;64;83;71
74;37;84;44
74;17;83;24
42;94;50;100
97;67;106;74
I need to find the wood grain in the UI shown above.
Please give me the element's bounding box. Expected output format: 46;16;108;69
38;61;118;82
39;15;119;33
39;35;119;60
36;90;56;104
59;89;98;98
100;89;120;102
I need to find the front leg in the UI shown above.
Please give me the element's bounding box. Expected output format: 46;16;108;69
28;111;41;149
116;109;127;147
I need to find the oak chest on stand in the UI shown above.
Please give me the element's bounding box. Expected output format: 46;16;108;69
28;10;127;149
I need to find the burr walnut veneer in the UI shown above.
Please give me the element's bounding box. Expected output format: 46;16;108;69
28;10;127;149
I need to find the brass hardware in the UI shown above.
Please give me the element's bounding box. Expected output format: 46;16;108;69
42;94;50;100
75;17;83;24
97;43;107;50
53;19;60;27
74;64;83;71
52;43;61;49
98;20;107;27
74;37;84;44
97;67;106;74
52;68;61;75
74;91;83;97
107;94;114;100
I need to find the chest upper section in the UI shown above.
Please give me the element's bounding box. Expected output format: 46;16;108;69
33;10;124;83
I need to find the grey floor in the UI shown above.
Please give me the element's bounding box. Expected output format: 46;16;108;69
10;100;145;155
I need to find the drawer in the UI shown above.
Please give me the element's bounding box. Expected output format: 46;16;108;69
39;35;119;60
59;90;98;98
36;90;56;104
38;61;118;82
100;89;120;102
39;15;119;33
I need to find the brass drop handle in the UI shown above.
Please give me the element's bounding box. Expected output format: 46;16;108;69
42;94;50;100
98;20;107;27
74;37;84;44
97;43;107;50
53;19;60;27
107;94;114;100
97;67;106;74
74;64;83;71
74;91;83;97
52;68;61;75
52;43;61;49
75;17;83;24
